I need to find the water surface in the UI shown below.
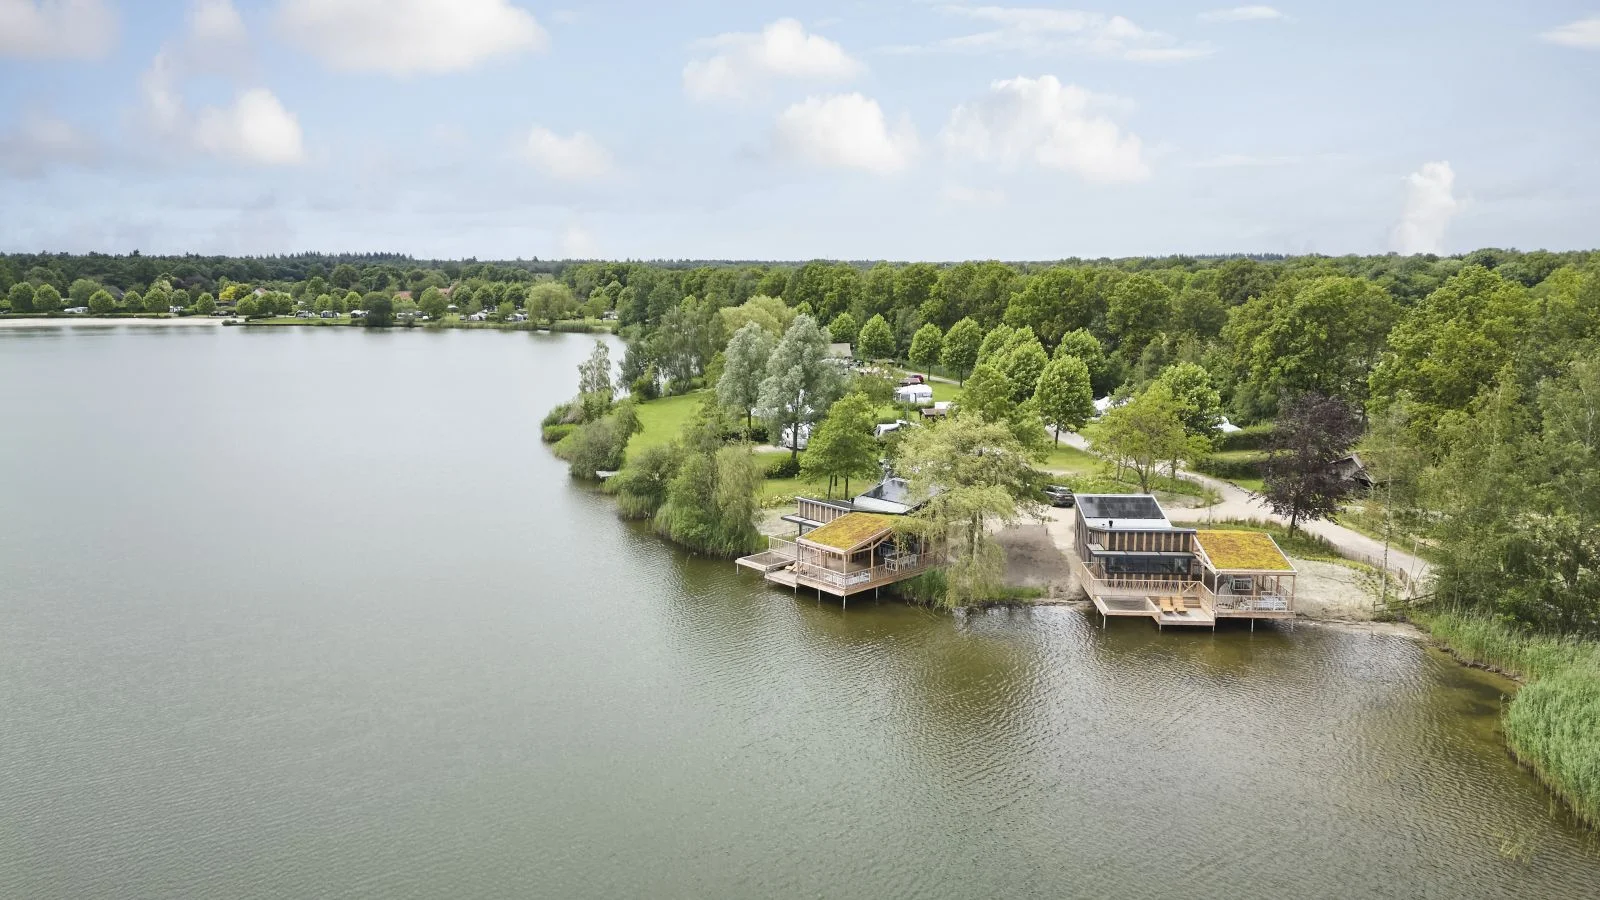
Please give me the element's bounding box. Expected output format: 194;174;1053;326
1;325;1594;898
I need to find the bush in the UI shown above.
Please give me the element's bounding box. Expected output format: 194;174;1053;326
764;455;802;479
542;423;577;444
1193;452;1266;480
606;444;683;519
542;401;580;428
630;374;660;401
1213;423;1275;452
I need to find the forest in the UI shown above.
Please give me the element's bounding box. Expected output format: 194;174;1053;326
9;246;1600;635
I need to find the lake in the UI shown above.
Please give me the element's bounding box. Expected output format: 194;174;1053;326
1;324;1594;898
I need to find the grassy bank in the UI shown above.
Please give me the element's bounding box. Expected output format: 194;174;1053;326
1416;610;1600;829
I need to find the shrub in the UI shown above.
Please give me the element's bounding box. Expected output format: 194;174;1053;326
606;444;682;519
542;423;577;444
764;455;802;479
1212;423;1275;452
1193;452;1266;480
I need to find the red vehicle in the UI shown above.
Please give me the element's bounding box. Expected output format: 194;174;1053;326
898;373;926;386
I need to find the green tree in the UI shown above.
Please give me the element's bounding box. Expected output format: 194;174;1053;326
940;317;983;384
143;282;171;313
898;415;1040;607
1094;389;1197;492
1369;265;1534;435
33;283;61;313
364;294;394;327
528;282;575;325
975;323;1017;368
8;281;35;312
800;392;881;498
68;278;99;306
1224;275;1399;405
721;294;794;339
1054;328;1109;394
826;311;859;345
907;323;943;377
1106;274;1172;357
418;286;448;321
608;443;682;519
656;442;762;557
758;314;843;460
330;263;360;289
1171;286;1226;339
1004;267;1096;347
577;340;615;420
856;313;895;360
87;289;116;315
236;295;260;318
1000;333;1048;402
717;322;775;435
961;363;1015;424
1151;362;1222;437
341;290;362;313
1214;257;1277;306
193;292;216;316
1034;356;1094;443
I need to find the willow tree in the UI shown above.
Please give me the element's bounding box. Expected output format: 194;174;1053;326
898;414;1040;608
717;321;775;436
757;314;841;461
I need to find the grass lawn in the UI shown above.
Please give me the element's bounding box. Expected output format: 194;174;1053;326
1037;441;1099;476
624;391;705;458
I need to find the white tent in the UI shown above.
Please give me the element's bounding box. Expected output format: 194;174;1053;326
895;384;935;406
1215;416;1243;434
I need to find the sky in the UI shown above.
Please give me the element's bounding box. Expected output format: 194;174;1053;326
0;0;1597;260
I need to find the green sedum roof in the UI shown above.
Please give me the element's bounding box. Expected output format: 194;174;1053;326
802;512;896;552
1195;530;1294;571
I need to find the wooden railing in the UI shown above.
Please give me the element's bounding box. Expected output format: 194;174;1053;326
793;554;935;591
796;498;851;525
766;537;798;559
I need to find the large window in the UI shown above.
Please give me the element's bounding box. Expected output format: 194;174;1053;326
1103;554;1192;576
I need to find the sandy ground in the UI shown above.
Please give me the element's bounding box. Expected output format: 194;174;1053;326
0;317;226;328
993;505;1387;622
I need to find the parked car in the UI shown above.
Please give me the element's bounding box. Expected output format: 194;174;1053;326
1043;485;1075;508
898;373;926;386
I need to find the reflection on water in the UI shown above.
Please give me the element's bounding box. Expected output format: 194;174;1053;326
0;325;1594;900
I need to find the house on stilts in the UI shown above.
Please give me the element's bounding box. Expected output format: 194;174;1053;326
1066;493;1297;629
735;477;938;604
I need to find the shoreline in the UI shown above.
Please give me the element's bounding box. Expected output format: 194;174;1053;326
0;316;226;328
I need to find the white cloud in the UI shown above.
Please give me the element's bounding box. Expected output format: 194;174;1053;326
773;93;917;174
940;183;1007;207
519;127;615;181
277;0;547;75
886;6;1211;62
0;0;116;59
1198;6;1285;23
0;115;99;176
1391;161;1458;255
558;223;600;258
192;89;306;165
684;18;863;102
190;0;246;43
941;75;1149;183
138;33;305;167
1541;16;1600;49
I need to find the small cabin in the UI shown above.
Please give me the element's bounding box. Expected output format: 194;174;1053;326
1069;493;1297;629
737;477;939;602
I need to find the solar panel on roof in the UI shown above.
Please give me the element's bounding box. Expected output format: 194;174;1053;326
1077;495;1163;520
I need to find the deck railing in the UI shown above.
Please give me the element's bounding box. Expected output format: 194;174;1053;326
793;554;935;591
766;537;798;560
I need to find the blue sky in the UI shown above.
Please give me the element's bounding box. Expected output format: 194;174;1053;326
1;1;1596;260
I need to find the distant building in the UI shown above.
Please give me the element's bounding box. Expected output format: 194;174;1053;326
1329;453;1377;489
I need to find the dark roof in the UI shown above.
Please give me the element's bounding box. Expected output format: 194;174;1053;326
1075;494;1165;521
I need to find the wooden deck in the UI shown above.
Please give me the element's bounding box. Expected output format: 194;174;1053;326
736;537;935;600
1070;553;1292;629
